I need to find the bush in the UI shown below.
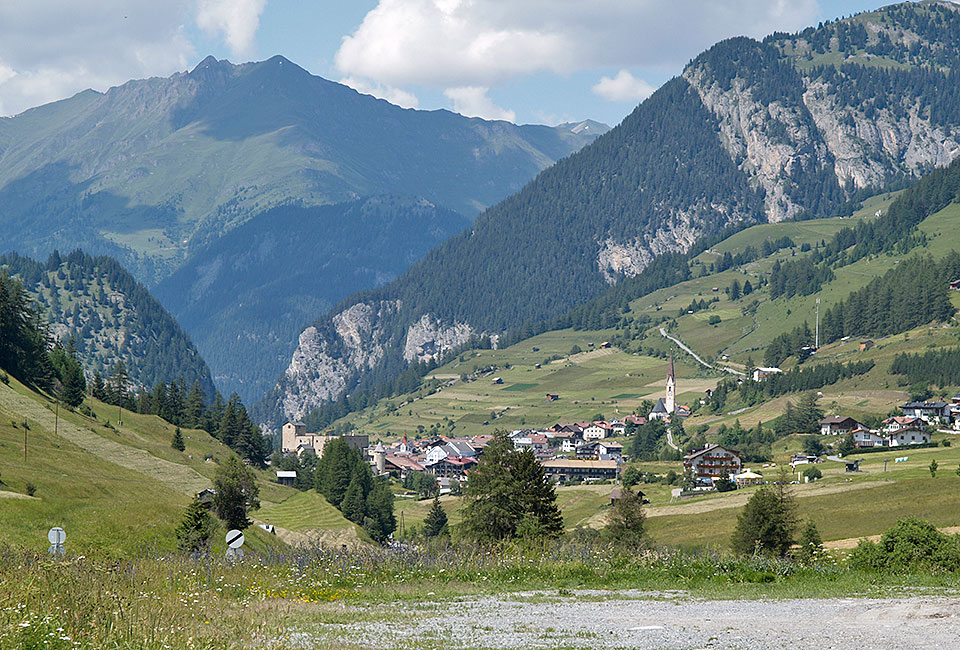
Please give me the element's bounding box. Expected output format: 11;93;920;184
848;517;960;573
25;482;36;496
714;478;736;492
803;467;822;481
0;370;8;385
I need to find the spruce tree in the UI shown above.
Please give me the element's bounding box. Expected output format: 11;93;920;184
460;432;522;542
176;496;215;554
340;475;365;523
423;494;449;538
172;426;185;452
512;449;564;539
795;521;823;565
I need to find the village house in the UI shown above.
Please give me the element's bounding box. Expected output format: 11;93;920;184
624;414;647;427
752;367;783;382
683;444;742;483
541;459;620;483
882;416;924;433
901;401;952;424
859;340;874;351
575;440;623;460
888;427;931;446
424;455;477;479
583;421;613;440
852;428;886;448
275;470;296;487
819;415;861;436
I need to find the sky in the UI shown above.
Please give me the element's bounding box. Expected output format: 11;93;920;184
0;1;931;126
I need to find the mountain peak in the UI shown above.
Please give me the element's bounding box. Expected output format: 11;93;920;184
191;55;221;73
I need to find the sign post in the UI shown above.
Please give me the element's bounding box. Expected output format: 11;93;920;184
47;527;65;557
225;529;245;561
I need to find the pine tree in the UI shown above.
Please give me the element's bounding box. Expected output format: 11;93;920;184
176;496;215;554
423;494;449;538
171;426;185;452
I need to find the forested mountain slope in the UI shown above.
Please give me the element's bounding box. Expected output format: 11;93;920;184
0;55;602;283
0;250;214;395
264;1;960;426
153;196;470;401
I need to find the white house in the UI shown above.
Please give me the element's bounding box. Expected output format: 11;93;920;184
583;422;613;440
888;427;931;446
852;428;886;448
752;367;782;382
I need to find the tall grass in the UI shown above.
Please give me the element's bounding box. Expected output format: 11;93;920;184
1;538;957;649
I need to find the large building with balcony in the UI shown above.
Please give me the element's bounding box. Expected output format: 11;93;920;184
683;444;742;483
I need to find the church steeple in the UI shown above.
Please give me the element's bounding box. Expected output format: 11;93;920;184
665;354;676;414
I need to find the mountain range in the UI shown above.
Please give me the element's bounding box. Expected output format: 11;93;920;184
0;55;606;400
262;0;960;427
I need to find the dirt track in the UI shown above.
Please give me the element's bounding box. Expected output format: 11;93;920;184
298;591;960;649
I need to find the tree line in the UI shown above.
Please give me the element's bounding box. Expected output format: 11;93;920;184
891;347;960;389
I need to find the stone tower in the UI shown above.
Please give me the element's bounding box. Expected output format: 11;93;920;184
665;354;676;414
372;441;386;474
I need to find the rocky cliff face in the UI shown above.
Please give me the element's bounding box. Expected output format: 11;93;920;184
277;301;397;422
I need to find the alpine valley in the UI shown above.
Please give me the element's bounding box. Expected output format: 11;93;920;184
263;1;960;427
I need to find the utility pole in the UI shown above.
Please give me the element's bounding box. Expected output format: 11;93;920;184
815;297;820;349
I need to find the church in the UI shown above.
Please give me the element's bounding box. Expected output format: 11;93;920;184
648;355;681;421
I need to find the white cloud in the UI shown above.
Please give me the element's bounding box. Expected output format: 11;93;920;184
341;76;420;109
196;0;266;56
592;70;655;103
335;0;820;92
444;86;515;122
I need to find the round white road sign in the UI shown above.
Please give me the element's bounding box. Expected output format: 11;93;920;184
47;527;66;545
225;529;244;549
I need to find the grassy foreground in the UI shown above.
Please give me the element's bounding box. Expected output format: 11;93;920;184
2;541;958;650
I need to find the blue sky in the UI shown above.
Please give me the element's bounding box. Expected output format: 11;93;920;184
0;1;926;125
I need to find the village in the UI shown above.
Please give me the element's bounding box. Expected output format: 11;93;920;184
275;355;960;498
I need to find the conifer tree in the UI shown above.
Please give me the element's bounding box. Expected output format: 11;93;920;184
172;426;185;452
423;494;449;538
604;487;647;548
176;496;215;554
731;476;798;557
340;475;365;523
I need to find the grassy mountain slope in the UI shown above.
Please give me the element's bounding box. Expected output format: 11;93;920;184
153;196;471;401
0;250;215;396
270;1;960;426
328;167;960;439
0;372;357;554
0;55;603;283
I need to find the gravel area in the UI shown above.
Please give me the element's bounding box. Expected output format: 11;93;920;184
301;590;960;649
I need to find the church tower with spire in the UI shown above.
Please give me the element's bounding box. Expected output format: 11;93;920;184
665;354;676;414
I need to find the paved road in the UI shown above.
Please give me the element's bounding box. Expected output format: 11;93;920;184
665;429;680;450
659;327;744;376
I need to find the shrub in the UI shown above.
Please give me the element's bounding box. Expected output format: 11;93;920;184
803;467;822;481
0;370;8;385
848;517;960;573
731;482;798;557
715;478;736;492
25;482;36;496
